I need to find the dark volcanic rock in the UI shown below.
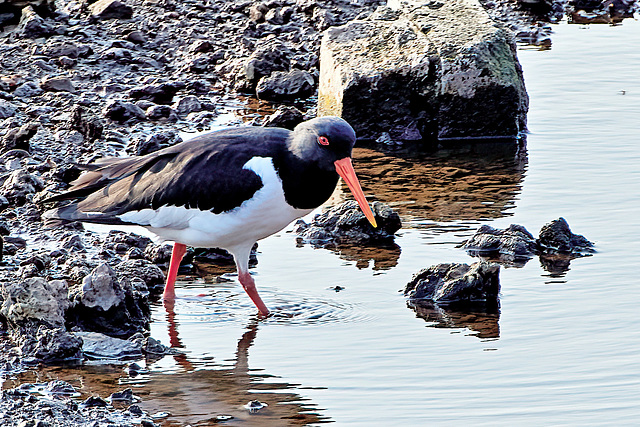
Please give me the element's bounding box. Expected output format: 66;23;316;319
18;326;83;363
462;224;537;260
113;258;165;293
144;243;173;264
66;263;151;338
244;39;291;85
109;388;136;403
463;218;595;270
40;76;76;93
537;217;594;254
68;106;104;142
1;122;39;153
0;170;44;206
295;200;401;244
256;69;315;101
103;100;146;123
262;105;304;129
16;5;53;38
89;0;134;20
405;262;501;305
145;104;178;122
103;230;152;253
129;82;184;104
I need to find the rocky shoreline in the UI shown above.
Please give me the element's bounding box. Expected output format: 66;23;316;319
0;0;623;425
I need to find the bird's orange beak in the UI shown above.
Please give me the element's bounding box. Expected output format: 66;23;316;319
334;157;377;228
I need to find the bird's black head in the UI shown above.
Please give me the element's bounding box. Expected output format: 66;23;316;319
288;116;357;168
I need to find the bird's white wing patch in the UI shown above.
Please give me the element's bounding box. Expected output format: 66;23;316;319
118;205;194;229
118;157;312;251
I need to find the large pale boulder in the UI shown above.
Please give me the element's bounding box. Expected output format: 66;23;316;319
318;0;528;143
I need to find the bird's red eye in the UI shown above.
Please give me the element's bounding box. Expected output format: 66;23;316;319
318;136;330;146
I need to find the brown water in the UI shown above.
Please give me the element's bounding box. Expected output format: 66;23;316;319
5;20;640;426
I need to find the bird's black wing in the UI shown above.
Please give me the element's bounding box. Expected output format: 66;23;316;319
43;127;291;226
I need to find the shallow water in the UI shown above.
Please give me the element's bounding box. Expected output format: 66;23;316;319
7;19;640;426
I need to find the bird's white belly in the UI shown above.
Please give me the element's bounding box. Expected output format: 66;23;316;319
117;157;312;252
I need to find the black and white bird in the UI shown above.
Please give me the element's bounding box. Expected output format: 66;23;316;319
44;116;376;316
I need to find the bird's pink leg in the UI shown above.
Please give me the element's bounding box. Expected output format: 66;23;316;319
238;270;270;317
163;242;187;301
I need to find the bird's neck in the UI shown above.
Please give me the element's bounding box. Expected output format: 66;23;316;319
274;151;339;210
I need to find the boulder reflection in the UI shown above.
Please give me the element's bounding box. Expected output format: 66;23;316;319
407;300;500;339
350;144;526;221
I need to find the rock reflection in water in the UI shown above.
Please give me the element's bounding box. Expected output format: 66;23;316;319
297;239;401;271
407;300;500;339
350;144;526;222
467;249;592;279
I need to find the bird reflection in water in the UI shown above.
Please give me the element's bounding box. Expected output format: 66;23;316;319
146;300;330;426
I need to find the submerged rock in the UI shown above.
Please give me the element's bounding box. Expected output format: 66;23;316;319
318;0;528;143
537;217;594;254
73;331;143;360
295;200;401;245
463;218;594;268
462;223;537;263
404;262;501;305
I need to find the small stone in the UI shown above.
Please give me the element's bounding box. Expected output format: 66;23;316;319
256;69;315;101
13;82;43;98
109;388;136;403
127;30;146;44
103;100;146;123
244;400;268;413
127;404;145;416
145;105;178;122
0;169;44;206
83;396;108;407
129;82;183;104
16;6;53;38
44;42;79;59
249;3;268;23
40;76;75;93
262;106;304;130
0;100;17;119
90;0;134;20
74;331;143;360
1;122;39;153
175;95;202;115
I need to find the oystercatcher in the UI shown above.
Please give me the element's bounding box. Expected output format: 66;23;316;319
44;117;376;316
